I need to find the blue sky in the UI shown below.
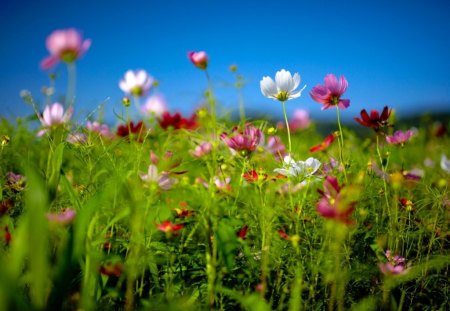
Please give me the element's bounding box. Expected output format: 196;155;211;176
1;0;449;124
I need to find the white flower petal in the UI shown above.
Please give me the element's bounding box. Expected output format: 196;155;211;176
275;69;293;92
260;76;277;98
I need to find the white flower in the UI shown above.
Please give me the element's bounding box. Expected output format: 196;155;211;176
441;154;450;173
119;70;154;97
141;94;167;117
274;156;321;178
139;164;177;190
260;69;306;102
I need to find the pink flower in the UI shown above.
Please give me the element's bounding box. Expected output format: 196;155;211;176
41;28;91;69
386;128;417;145
37;102;72;136
191;142;212;158
316;176;355;224
278;109;311;131
47;208;76;225
141;94;168;118
119;70;154;97
221;123;264;156
139;165;177;191
214;176;231;191
67;132;87;144
265;136;287;160
310;74;350;110
86;121;113;138
188;51;208;70
379;250;407;275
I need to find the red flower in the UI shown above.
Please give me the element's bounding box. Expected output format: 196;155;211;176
4;226;11;246
354;106;391;131
277;229;290;240
99;262;123;277
309;132;338;153
116;121;146;141
242;169;268;182
237;225;248;240
159;112;198;130
157;220;184;233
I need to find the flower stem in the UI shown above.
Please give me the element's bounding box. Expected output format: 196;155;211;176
66;63;76;108
335;107;348;181
282;101;292;154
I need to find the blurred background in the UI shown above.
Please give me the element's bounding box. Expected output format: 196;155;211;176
1;0;449;124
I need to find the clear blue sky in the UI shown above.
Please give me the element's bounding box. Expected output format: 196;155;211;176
1;0;450;124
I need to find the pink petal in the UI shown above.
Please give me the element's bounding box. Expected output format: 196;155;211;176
40;55;59;70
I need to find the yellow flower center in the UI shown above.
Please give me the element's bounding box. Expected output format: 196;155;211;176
60;50;78;63
275;91;289;102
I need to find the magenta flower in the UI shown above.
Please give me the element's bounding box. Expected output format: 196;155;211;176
37;102;73;137
316;176;355;224
41;28;91;69
191;142;213;158
265;136;287;160
310;74;350;110
119;70;154;97
379;250;407;275
47;208;76;225
86;121;113;138
221;123;264;156
188;51;208;70
139;165;177;191
386;128;417;145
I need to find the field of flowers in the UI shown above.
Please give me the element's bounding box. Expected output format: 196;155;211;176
0;28;449;311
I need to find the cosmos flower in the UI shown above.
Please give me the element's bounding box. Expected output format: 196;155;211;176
274;156;321;178
386;128;417;145
47;208;77;225
379;250;408;275
354;106;391;131
141;94;168;118
440;154;450;173
159;112;198;130
316;176;356;224
119;70;154;97
260;69;306;102
191;142;212;158
37;102;73;137
188;51;208;70
40;28;91;69
86;121;113;138
116;121;146;141
309;132;338;153
157;220;184;233
139;164;177;191
265;136;287;160
310;74;350;110
221;123;264;155
67;132;87;144
242;169;268;183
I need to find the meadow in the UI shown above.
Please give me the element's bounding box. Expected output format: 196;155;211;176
0;29;449;311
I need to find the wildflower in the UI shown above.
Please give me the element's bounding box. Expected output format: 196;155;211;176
157;220;184;233
399;198;414;211
214;176;231;191
441;154;450;173
310;74;350;110
221;123;264;156
237;225;248;240
67;132;87;144
277;229;290;240
40;28;91;69
47;208;77;225
4;226;11;246
99;262;123;277
37;102;73;136
354;106;391;131
116;121;146;141
260;69;306;102
274;156;321;178
322;157;341;174
6;172;26;191
379;250;407;275
386;128;417;145
119;70;154;97
86;121;113;138
139;164;177;191
159;112;198;130
265;136;287;160
242;169;268;183
141;94;168;118
277;109;311;131
191;142;212;158
174;206;194;218
188;51;208;69
309;132;338;153
316;176;356;224
0;200;13;216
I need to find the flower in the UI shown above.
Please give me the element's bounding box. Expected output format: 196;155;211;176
316;176;356;224
242;169;268;183
265;136;287;160
159;112;198;130
379;250;407;275
440;154;450;173
188;51;208;69
141;94;168;118
47;208;77;225
37;102;73;137
6;172;26;191
116;121;146;141
191;142;212;158
86;121;113;138
260;69;306;102
386;128;417;145
289;109;311;131
40;28;91;69
67;132;87;144
309;132;338;153
221;123;264;155
354;106;391;131
157;220;184;233
237;225;248;240
119;70;154;97
140;164;177;191
214;176;231;191
274;156;321;178
310;74;350;110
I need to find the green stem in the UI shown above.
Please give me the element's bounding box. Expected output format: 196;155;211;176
282;101;292;154
66;63;76;108
335;107;348;181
